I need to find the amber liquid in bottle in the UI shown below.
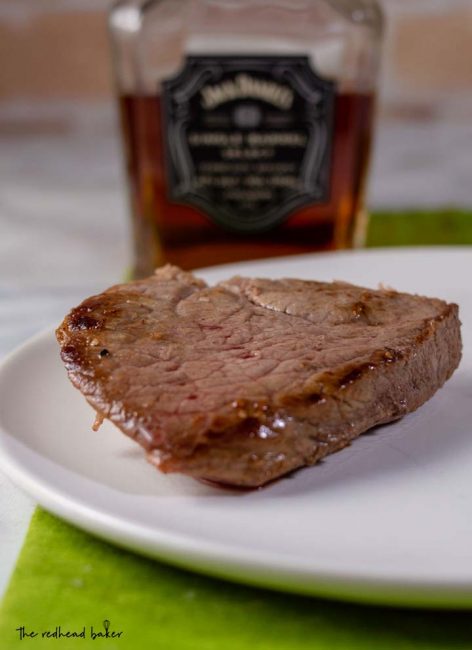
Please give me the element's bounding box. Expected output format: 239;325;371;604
120;91;375;276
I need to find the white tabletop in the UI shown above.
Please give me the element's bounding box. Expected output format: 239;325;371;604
1;111;471;595
0;119;128;594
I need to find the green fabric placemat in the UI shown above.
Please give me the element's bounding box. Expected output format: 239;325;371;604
1;210;472;649
366;208;472;247
1;509;472;650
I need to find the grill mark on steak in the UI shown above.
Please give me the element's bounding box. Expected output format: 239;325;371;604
56;265;462;487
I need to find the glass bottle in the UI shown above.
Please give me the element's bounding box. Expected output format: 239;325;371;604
109;0;383;277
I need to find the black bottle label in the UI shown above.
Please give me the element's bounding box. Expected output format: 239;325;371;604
162;55;336;233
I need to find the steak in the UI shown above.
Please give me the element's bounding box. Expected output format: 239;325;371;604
56;265;462;487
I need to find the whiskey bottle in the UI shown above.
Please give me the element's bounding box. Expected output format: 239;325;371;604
109;0;383;277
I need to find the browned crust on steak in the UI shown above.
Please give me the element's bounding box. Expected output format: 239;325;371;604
56;265;462;487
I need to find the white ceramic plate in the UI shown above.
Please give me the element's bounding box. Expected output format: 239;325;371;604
1;248;472;608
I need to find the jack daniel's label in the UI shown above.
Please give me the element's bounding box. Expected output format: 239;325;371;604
162;56;336;233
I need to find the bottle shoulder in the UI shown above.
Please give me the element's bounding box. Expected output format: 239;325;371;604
325;0;383;32
110;0;383;32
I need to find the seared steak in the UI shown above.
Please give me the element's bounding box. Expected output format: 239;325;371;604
56;265;462;487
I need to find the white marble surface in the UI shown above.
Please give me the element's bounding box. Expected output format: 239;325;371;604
0;122;128;595
0;113;471;596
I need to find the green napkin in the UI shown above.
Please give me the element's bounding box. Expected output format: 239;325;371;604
366;208;472;247
1;510;472;650
1;210;472;650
